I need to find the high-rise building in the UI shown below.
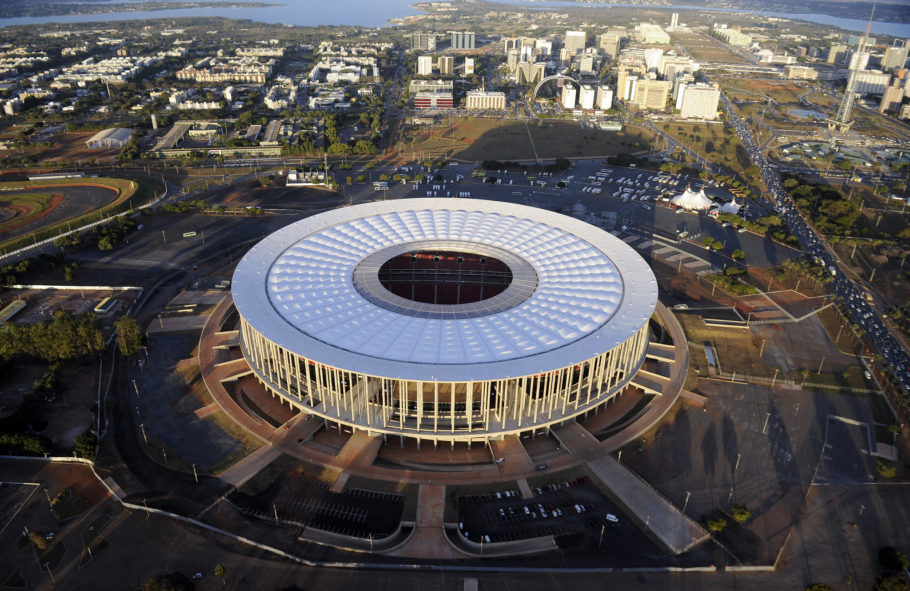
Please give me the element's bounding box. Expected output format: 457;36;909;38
464;57;475;76
578;85;596;109
564;30;586;54
438;56;454;76
596;85;613;110
411;33;436;52
883;45;910;70
643;48;664;72
561;84;577;109
450;31;475;50
677;83;720;119
879;82;905;112
849;51;870;71
827;44;849;65
535;39;553;56
515;61;546;85
578;55;595;74
670;13;679;30
507;49;520;72
595;33;621;60
629;79;671;109
417;55;434;76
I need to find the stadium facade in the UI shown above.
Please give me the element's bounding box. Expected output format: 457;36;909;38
232;199;657;444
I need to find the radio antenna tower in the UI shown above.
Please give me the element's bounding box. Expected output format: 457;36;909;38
828;3;875;133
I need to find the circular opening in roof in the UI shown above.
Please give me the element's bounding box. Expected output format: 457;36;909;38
377;250;513;305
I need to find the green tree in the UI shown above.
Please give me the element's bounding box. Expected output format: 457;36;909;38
115;315;144;357
731;249;745;261
214;563;226;585
74;429;98;460
879;547;910;572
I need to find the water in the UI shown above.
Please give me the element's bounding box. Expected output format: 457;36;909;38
0;0;907;35
0;0;420;28
497;0;910;36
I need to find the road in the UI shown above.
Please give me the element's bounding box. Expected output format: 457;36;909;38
719;92;910;396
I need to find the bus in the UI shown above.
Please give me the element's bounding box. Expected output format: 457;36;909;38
373;181;389;191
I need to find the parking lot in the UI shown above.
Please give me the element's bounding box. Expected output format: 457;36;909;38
456;477;627;546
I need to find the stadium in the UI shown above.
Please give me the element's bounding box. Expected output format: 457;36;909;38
232;198;657;445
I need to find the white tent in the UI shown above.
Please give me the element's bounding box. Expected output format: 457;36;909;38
718;198;742;215
670;186;714;211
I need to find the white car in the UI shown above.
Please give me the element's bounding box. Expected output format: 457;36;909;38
605;513;619;524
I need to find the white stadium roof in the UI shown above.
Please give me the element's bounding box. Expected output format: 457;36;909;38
232;199;657;382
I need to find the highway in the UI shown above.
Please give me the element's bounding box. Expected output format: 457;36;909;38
720;92;910;396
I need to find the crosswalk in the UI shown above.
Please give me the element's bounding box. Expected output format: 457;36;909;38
611;231;721;277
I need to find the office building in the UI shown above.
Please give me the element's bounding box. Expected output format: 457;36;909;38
450;31;475;50
596;85;613;110
564;30;586;54
411;33;436;52
465;89;506;110
438;56;454;75
579;84;596;109
464;57;475;76
561;84;577;109
677;83;720;119
417;55;434;76
883;45;910;70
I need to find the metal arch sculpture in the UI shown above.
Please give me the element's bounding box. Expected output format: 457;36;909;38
532;74;582;98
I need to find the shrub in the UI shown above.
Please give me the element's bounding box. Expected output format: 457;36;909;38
729;504;750;523
877;459;897;479
707;516;727;532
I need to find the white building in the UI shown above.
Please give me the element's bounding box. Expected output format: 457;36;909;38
636;23;671;45
596;85;614;110
561;84;577;109
417;55;434;76
579;85;596;110
677;83;720;119
564;30;586;54
464;57;475;75
853;70;891;95
465;89;506;110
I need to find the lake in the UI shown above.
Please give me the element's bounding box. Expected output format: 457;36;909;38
0;0;907;36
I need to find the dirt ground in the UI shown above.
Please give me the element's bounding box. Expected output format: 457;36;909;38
206;178;347;210
42;132;120;163
401;118;655;162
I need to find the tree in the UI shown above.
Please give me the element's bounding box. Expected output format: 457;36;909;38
873;575;910;591
74;429;98;460
115;315;144;357
140;572;194;591
880;547;910;572
214;563;226;585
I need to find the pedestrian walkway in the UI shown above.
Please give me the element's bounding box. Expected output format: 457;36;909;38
612;231;721;277
585;454;710;555
388;484;461;559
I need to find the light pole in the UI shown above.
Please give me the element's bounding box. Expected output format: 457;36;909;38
139;423;148;444
683;491;691;513
192;463;198;484
45;563;55;585
759;339;766;357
